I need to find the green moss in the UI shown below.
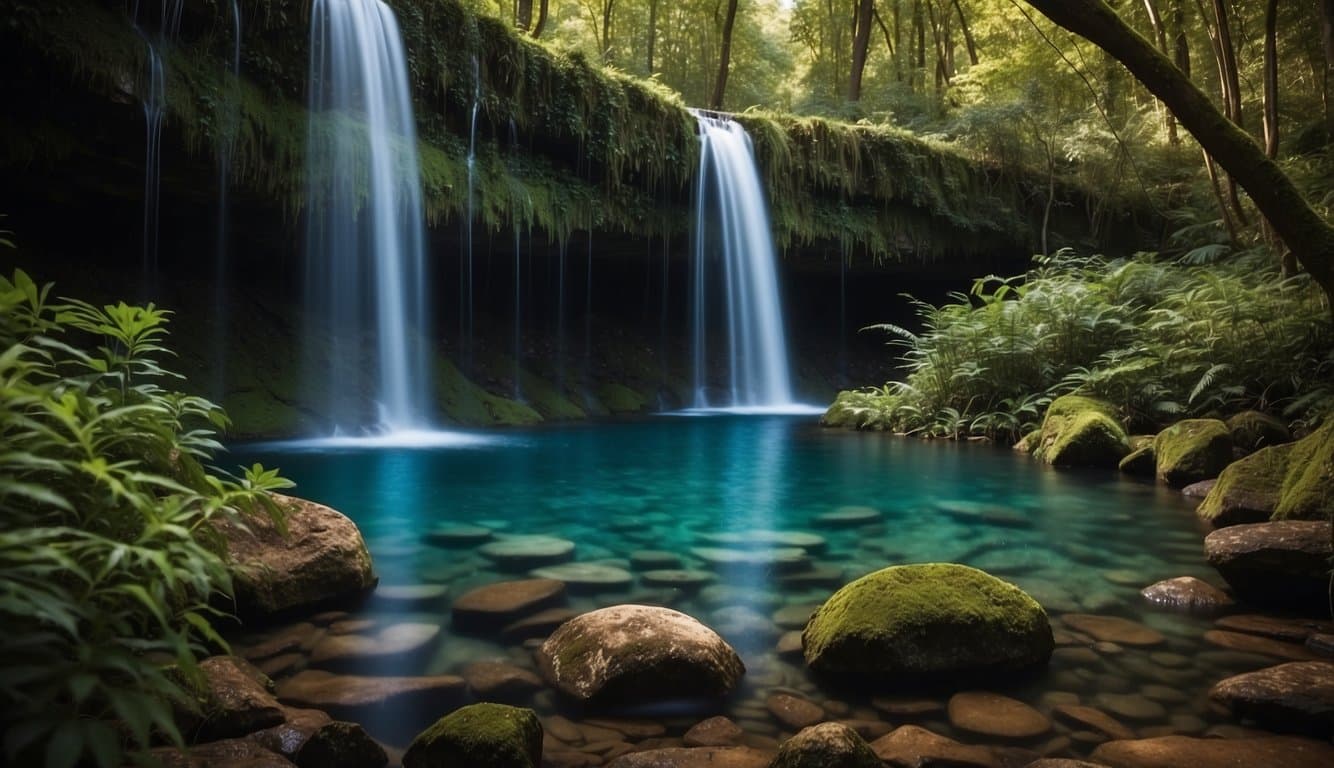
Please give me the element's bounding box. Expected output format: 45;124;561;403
1035;396;1129;468
1154;419;1233;487
821;389;895;431
1274;418;1334;521
1198;443;1291;527
596;383;647;414
1118;445;1156;477
1226;410;1292;453
402;703;542;768
1012;429;1042;454
802;563;1052;684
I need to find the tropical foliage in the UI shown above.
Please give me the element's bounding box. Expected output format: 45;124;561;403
829;248;1332;441
0;266;292;768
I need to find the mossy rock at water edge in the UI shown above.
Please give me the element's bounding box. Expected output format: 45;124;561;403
802;563;1053;686
1033;395;1129;468
402;703;542;768
1199;418;1334;526
1154;419;1233;488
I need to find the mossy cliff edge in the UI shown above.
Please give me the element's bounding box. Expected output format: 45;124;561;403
0;0;1138;262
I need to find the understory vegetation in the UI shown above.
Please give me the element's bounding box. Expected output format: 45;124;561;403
0;264;291;767
827;247;1333;441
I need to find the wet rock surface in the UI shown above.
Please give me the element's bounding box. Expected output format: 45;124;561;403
1209;661;1334;737
1204;521;1333;610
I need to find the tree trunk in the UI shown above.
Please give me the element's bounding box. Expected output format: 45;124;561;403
1261;0;1296;275
914;0;926;91
849;0;876;101
711;0;740;110
1194;0;1248;225
1323;0;1334;136
602;0;616;62
532;0;548;38
647;0;658;73
517;0;532;31
1142;0;1178;144
1023;0;1334;309
925;0;948;93
952;0;979;65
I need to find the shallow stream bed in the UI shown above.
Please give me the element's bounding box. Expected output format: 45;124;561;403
231;415;1318;763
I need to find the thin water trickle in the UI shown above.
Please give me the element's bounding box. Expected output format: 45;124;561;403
129;0;180;291
305;0;431;433
690;112;796;409
461;56;481;371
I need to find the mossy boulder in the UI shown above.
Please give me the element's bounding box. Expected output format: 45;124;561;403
1012;429;1041;454
293;721;388;768
801;564;1053;686
1198;445;1292;528
1274;418;1334;521
536;604;745;706
1033;396;1129;468
1154;419;1233;487
402;703;542;768
1227;411;1292;453
1118;445;1156;477
771;723;881;768
821;390;888;431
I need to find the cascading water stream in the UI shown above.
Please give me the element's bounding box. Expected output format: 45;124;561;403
305;0;431;434
509;118;523;401
689;111;797;410
129;0;182;291
460;56;480;371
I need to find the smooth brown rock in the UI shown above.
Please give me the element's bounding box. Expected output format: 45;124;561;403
452;579;567;630
462;661;544;702
683;716;745;747
185;656;286;742
1052;705;1135;740
1090;734;1334;768
1204;521;1333;610
308;622;439;664
948;691;1051;739
1209;661;1334;737
275;670;465;716
536;605;744;706
479;535;576;569
149;739;294;767
1092;694;1166;721
1140;577;1233;612
219;495;377;618
1203;630;1319;661
1215;614;1331;643
765;692;825;731
1061;615;1165;647
240;623;321;661
247;706;332;760
871;697;945;717
605;747;773;768
871;725;999;767
501;607;581;640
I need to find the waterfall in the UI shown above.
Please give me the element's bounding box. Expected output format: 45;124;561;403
689;112;796;410
129;0;181;290
509;118;523;401
460;56;480;371
305;0;430;433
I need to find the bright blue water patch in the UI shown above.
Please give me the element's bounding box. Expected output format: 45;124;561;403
233;415;1257;753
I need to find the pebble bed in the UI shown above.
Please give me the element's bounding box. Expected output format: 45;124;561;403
233;415;1330;765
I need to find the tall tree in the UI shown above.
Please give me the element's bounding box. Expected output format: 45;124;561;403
1141;0;1179;144
1022;0;1334;311
711;0;741;109
952;0;979;66
849;0;876;100
517;0;533;31
532;0;549;38
647;0;659;73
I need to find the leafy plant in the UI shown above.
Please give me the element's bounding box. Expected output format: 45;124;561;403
843;248;1331;441
0;269;292;768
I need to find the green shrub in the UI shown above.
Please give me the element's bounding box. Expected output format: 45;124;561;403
845;249;1331;441
0;269;292;768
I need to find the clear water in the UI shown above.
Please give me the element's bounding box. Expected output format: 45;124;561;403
233;416;1279;756
305;0;430;433
691;115;795;409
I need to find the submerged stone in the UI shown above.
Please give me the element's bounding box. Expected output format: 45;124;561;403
1090;734;1334;768
802;564;1053;686
946;691;1051;739
451;579;567;630
1210;661;1334;738
815;506;882;527
529;562;634;591
479;536;576;569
